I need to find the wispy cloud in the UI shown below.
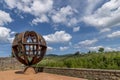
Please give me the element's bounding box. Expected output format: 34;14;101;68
60;46;69;51
78;39;98;46
88;46;118;52
107;31;120;38
73;26;80;32
0;10;12;26
100;28;111;33
83;0;120;29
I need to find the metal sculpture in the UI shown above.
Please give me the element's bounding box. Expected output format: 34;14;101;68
12;31;47;68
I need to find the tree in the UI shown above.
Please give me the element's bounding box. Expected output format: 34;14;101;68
88;50;91;54
74;51;80;55
98;47;104;53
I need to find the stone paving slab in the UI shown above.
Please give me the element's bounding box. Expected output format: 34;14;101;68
0;70;87;80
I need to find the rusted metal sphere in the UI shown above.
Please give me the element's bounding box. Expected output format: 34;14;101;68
12;31;47;66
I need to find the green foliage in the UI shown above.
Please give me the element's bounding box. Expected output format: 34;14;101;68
36;51;120;70
98;47;104;53
74;51;80;55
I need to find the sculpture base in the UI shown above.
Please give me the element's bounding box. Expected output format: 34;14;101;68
24;67;36;75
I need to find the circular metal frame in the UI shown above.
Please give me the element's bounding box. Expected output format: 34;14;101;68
12;31;47;66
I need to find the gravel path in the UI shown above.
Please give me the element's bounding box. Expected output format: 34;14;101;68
0;70;87;80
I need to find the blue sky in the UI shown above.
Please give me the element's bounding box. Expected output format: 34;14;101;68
0;0;120;57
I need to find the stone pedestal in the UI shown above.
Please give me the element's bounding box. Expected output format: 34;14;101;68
24;67;36;75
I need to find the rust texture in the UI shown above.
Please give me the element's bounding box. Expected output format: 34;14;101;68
12;31;47;66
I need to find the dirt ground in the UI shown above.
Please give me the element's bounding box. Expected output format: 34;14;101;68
0;70;87;80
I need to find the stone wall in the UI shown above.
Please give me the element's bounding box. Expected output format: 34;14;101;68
0;57;23;71
36;67;120;80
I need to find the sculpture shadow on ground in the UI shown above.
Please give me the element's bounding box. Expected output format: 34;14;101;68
15;71;24;74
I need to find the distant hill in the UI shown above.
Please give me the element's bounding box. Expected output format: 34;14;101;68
46;54;58;57
45;51;80;57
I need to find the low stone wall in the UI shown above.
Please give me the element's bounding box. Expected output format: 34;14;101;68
35;67;120;80
0;57;23;71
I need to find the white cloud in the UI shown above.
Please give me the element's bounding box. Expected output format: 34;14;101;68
79;39;98;46
5;0;53;15
0;10;14;43
43;31;72;43
32;15;49;25
60;46;69;51
105;47;117;52
10;31;16;35
85;0;102;15
47;46;54;51
73;26;80;32
67;17;78;27
51;5;78;26
4;0;16;9
100;28;111;33
0;10;12;26
4;0;53;23
107;31;120;38
88;46;103;51
0;27;14;43
4;0;80;26
88;46;117;52
83;0;120;28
